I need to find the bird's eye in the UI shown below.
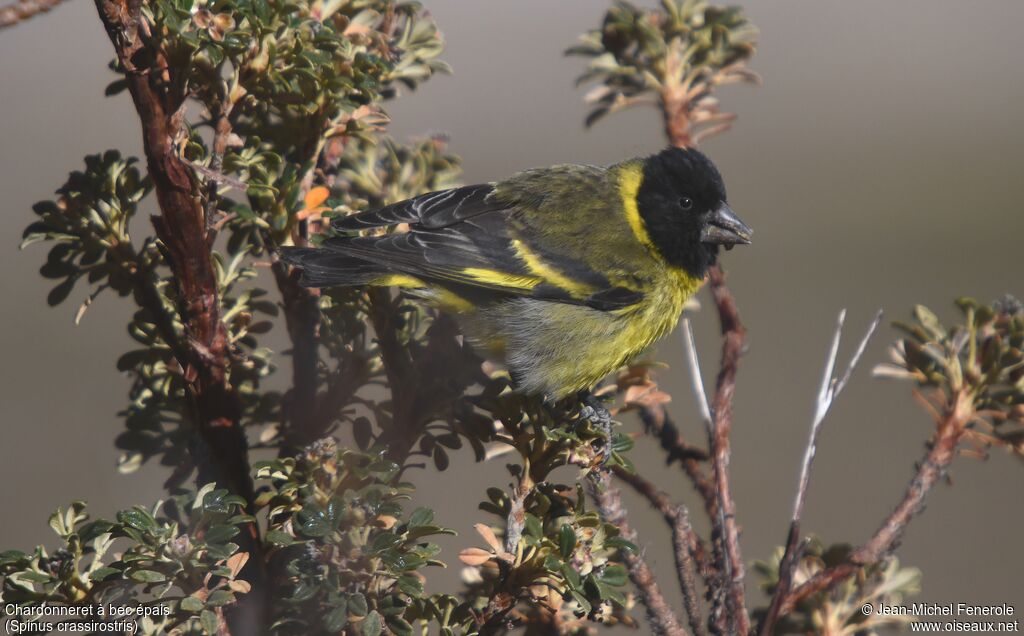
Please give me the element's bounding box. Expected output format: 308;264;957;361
678;197;694;211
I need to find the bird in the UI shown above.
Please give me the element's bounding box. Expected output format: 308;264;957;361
280;146;751;446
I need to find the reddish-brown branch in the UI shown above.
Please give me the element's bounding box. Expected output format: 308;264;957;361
612;466;711;577
659;75;750;633
94;0;251;496
93;2;265;631
637;404;718;521
366;294;481;467
757;523;803;636
367;288;419;461
706;265;749;635
661;88;694;149
314;357;370;428
0;0;67;29
272;258;323;453
778;389;973;616
590;471;687;636
613;467;707;636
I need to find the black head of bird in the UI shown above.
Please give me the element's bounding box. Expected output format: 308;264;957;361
637;147;753;279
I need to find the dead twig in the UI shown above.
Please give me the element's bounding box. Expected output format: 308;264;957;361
758;309;883;635
779;388;974;615
680;316;714;429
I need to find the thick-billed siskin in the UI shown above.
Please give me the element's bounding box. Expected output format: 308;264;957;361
281;146;752;401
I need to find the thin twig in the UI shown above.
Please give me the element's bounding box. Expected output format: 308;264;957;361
668;506;706;636
779;388;973;615
611;467;711;576
203;103;234;237
188;161;248;191
590;471;687;636
613;467;707;636
681;316;713;429
831;313;882;398
0;0;67;29
795;310;882;522
505;479;530;556
636;404;717;520
758;309;882;635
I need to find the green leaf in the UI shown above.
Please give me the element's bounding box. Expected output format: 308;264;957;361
88;567;121;582
20;571;54;583
296;506;330;538
562;564;582;591
0;550;28;567
204;524;240;544
570;590;591;615
348;592;368;617
129;569;166;583
605;537;637;553
193;483;217;511
206;590;235;607
408;507;433;527
180;596;204;613
396;573;423;597
611;431;634;453
206;542;238;561
559;524;576;559
266;530;297;546
200;609;219;635
600;564;628;587
387;616;413;636
524;514;543;538
362;610;382;636
325;605;348;631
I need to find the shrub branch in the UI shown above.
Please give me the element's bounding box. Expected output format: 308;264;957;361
0;0;67;29
590;471;687;636
93;2;265;631
779;387;974;615
613;466;707;636
758;309;883;635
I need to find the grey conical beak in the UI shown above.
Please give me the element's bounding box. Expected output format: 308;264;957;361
701;202;753;246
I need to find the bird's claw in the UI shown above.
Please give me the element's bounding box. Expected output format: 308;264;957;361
579;395;614;467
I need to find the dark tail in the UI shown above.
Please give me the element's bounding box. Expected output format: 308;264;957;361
278;246;386;288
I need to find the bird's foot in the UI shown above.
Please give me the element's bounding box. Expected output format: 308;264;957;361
578;392;614;467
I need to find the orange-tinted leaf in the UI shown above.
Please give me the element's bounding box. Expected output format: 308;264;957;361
458;548;494;566
474;523;503;553
226;552;249;578
304;186;330;210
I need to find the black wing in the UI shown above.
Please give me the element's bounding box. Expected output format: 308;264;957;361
332;184;501;231
312;185;645;311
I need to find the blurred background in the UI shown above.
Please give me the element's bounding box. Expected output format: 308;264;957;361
1;0;1022;625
